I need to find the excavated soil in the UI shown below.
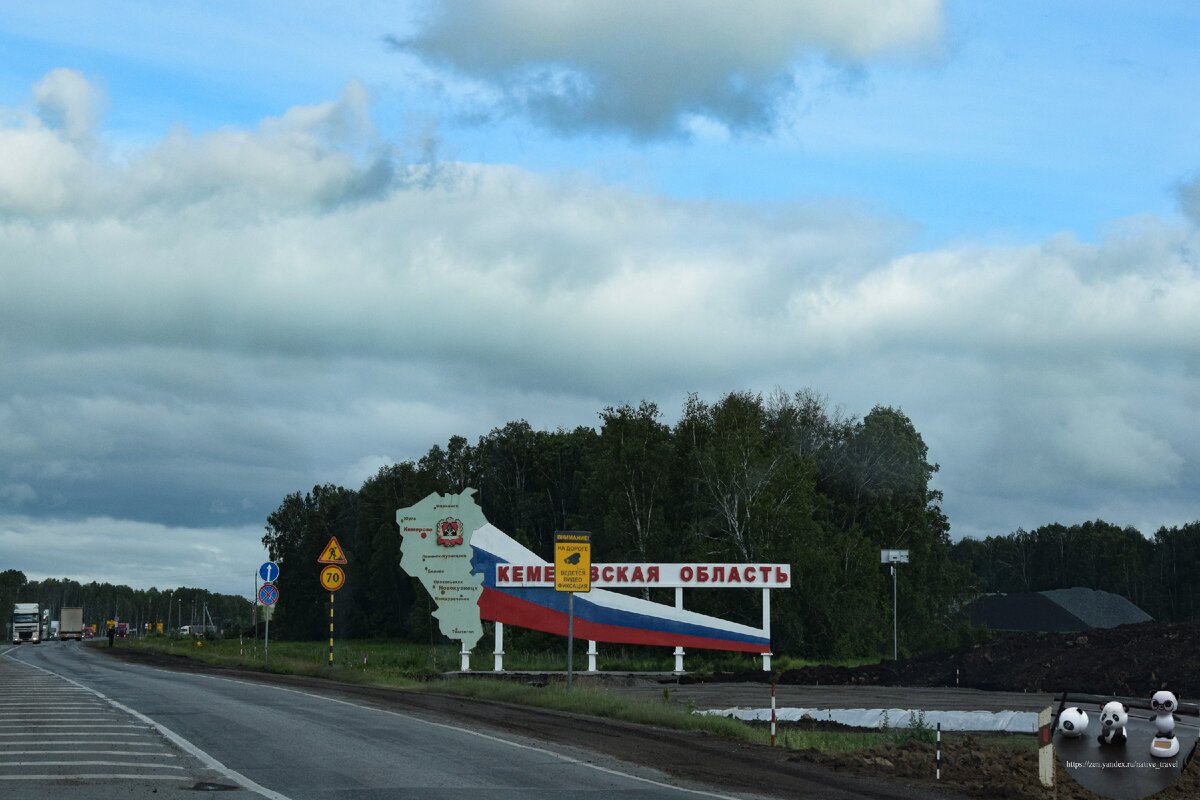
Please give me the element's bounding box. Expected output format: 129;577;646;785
101;636;1200;800
693;622;1200;698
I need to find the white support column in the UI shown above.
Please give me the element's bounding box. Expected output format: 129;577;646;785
587;640;598;672
460;645;471;672
674;587;686;674
493;622;505;672
761;587;772;672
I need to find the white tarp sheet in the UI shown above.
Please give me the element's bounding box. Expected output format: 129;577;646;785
699;707;1039;733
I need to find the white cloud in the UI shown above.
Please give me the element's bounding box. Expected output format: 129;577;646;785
33;67;102;142
1179;174;1200;225
0;515;267;597
0;72;1197;594
395;0;945;137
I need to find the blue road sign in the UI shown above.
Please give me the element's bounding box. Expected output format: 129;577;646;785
258;582;279;606
259;561;280;583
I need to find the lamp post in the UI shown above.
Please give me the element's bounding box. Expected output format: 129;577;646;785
880;549;909;661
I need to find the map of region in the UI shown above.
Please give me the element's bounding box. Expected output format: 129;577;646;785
396;489;487;650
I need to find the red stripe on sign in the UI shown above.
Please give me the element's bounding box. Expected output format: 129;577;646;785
477;587;768;653
1039;726;1052;746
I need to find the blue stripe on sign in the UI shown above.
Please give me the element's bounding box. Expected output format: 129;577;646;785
470;547;768;647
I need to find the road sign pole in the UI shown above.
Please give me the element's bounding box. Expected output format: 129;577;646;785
567;592;574;691
328;592;334;667
892;563;898;661
265;609;270;666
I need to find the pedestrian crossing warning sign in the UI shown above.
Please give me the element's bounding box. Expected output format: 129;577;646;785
317;536;348;565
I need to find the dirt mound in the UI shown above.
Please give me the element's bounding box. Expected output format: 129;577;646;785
796;735;1200;800
772;622;1200;697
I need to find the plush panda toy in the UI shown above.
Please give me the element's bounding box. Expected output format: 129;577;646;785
1097;701;1128;746
1150;690;1180;758
1057;706;1089;738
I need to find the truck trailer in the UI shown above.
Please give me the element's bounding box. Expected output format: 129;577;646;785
59;607;84;641
10;603;42;644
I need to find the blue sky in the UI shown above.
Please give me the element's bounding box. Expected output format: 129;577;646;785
1;1;1197;595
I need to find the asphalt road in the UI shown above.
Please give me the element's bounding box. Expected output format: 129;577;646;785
1;642;778;800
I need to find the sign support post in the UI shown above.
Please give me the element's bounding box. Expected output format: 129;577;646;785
567;593;575;690
554;531;591;691
881;550;909;661
317;537;348;669
257;562;281;666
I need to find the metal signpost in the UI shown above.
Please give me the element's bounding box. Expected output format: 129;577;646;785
317;537;348;667
880;549;909;661
257;577;279;665
554;531;591;690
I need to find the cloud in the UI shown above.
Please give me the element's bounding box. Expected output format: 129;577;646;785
1179;174;1200;225
0;515;267;597
33;67;103;142
393;0;945;138
0;76;394;218
0;72;1197;586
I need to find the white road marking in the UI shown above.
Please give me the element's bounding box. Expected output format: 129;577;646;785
0;774;186;781
0;724;143;729
0;732;149;738
1;750;174;756
3;654;293;800
0;741;159;747
0;760;184;769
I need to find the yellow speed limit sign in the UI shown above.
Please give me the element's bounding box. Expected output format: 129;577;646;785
319;564;346;592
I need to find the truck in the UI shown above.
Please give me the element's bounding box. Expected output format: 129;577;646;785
10;603;42;644
59;607;84;641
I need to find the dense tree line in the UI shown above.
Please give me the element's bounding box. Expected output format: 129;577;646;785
1;570;252;636
950;520;1200;622
262;390;979;659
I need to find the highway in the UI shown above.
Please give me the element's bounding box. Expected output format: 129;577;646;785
0;642;776;800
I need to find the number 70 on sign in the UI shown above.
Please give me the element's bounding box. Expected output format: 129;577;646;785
320;565;345;592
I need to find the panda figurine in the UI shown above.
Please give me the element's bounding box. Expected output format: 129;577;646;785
1097;701;1128;746
1057;706;1089;738
1150;690;1180;758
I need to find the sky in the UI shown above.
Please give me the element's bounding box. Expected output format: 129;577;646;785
1;1;1197;598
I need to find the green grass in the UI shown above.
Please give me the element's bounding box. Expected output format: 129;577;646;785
109;637;1022;756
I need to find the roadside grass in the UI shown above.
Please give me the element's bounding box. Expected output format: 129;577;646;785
109;637;1024;756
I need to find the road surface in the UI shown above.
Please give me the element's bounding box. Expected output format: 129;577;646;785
2;642;776;800
3;643;977;800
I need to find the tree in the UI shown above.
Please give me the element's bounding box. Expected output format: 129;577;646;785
261;484;357;639
586;402;672;567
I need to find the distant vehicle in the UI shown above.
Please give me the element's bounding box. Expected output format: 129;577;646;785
10;603;42;644
179;625;205;637
49;621;60;639
115;622;130;638
59;607;84;641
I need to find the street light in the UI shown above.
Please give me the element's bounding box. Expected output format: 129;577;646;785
880;549;909;661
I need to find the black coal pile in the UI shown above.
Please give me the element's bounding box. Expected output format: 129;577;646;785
769;622;1200;697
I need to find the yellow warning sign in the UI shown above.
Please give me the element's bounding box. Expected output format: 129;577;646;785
317;536;348;565
554;531;591;593
319;564;346;592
